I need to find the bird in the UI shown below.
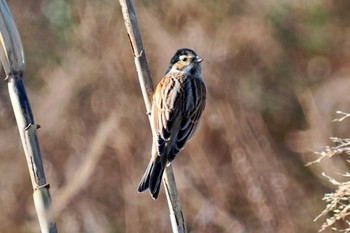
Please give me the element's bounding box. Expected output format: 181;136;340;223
138;48;206;199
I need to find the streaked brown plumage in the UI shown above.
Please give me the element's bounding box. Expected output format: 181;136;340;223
138;48;206;199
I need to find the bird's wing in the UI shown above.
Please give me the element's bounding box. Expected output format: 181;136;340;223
152;73;206;162
152;73;182;157
167;76;206;162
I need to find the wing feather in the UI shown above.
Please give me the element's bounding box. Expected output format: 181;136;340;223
152;74;181;156
152;72;206;162
168;76;206;161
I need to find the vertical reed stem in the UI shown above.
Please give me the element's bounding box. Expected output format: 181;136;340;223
118;0;187;232
0;1;57;232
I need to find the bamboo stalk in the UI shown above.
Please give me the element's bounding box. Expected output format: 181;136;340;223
118;0;187;232
0;1;57;232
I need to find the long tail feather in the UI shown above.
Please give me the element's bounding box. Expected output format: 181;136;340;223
137;156;165;199
137;162;153;192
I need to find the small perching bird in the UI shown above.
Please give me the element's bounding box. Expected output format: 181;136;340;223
138;48;206;199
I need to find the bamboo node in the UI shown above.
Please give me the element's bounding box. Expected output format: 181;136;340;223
24;123;34;131
4;70;22;82
135;49;143;58
35;183;50;191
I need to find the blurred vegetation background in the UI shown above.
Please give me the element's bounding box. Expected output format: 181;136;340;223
1;0;350;232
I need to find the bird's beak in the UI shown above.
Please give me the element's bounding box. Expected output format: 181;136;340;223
194;56;203;63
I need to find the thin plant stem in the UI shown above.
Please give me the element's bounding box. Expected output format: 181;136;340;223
0;1;57;232
118;0;187;232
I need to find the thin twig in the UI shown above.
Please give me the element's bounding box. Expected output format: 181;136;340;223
118;0;187;232
333;111;350;122
53;112;117;216
0;1;57;232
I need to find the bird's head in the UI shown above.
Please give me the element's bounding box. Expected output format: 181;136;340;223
166;48;203;75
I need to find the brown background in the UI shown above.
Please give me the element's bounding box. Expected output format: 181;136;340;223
1;0;350;232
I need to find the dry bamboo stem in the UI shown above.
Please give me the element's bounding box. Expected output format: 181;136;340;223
118;0;187;232
0;1;57;232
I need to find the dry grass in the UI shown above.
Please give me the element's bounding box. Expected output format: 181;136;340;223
306;113;350;232
0;0;349;232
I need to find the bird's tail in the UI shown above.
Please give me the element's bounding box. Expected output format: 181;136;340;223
137;156;165;199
